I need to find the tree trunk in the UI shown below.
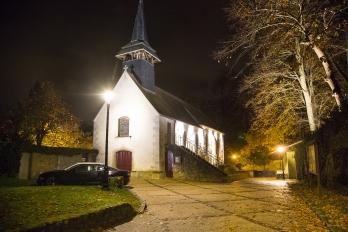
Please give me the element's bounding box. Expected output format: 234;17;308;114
295;39;318;131
298;67;318;131
36;133;42;146
311;44;343;111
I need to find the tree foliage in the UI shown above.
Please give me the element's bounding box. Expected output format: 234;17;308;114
246;145;271;170
0;105;30;176
240;44;334;153
20;82;92;148
215;0;347;109
0;82;92;175
214;0;348;159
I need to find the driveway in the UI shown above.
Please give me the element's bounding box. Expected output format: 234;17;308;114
107;178;328;232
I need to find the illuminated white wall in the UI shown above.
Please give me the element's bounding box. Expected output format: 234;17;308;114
93;71;160;172
218;132;224;162
173;121;224;165
174;121;184;146
93;70;225;174
197;129;205;149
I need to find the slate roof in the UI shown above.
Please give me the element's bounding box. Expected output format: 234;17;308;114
127;72;218;130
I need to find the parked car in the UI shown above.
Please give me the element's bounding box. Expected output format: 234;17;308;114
37;162;130;186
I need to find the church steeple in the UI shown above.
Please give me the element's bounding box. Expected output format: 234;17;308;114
116;0;160;92
131;0;148;44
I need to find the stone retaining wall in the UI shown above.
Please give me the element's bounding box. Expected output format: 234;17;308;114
167;144;225;182
227;172;250;181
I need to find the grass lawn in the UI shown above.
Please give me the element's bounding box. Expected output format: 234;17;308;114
0;177;141;231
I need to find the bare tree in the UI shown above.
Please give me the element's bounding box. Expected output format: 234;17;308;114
242;42;334;135
214;0;348;115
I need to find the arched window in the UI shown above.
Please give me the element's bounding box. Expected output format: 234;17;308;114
118;116;129;137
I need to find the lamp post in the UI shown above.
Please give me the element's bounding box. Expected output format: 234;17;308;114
277;146;285;180
103;92;112;189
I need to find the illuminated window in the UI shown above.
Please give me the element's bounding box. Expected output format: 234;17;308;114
118;116;129;137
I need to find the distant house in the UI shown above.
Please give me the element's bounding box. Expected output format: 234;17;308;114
93;0;225;180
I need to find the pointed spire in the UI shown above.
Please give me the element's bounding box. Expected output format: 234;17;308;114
131;0;148;44
116;0;160;92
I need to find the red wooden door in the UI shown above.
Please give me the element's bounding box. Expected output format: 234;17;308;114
116;151;132;173
165;151;173;178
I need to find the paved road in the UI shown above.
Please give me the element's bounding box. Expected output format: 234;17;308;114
107;178;328;232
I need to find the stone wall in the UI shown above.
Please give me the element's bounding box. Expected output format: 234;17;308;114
227;172;250;181
167;144;226;182
322;148;348;186
19;152;83;180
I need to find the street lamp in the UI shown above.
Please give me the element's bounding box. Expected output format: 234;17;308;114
277;146;285;180
103;91;112;189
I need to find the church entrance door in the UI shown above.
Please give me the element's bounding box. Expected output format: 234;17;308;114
165;151;173;178
116;151;132;174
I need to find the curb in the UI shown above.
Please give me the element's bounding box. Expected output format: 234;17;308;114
129;188;147;214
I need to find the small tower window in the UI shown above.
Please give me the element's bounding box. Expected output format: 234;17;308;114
125;54;132;61
118;116;130;137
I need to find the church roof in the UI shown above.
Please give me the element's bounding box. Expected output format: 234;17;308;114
127;72;217;130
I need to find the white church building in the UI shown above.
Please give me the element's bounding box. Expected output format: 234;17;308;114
93;0;225;180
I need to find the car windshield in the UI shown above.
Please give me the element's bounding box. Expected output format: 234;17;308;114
64;163;104;171
64;164;80;171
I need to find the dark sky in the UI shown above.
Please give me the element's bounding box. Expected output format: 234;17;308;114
0;0;230;124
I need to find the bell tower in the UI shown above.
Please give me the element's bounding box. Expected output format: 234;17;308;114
116;0;160;92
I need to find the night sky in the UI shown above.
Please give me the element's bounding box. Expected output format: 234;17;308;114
1;0;230;124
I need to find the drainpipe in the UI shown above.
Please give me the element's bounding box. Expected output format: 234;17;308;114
174;120;176;146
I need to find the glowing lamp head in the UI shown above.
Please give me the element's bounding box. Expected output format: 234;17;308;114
232;155;237;159
104;92;113;104
277;146;285;153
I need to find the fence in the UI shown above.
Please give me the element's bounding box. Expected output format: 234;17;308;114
165;133;223;166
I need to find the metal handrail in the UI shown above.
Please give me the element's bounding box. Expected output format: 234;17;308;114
165;133;223;166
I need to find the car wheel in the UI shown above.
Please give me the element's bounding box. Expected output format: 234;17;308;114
46;177;57;186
